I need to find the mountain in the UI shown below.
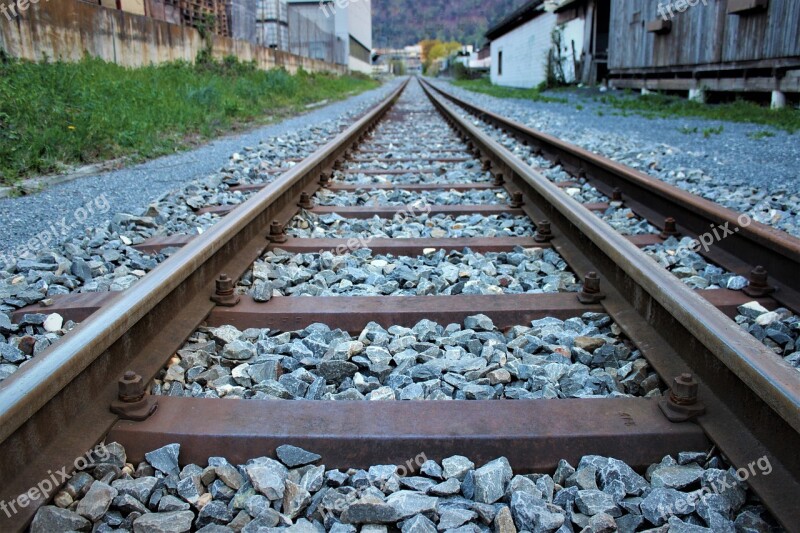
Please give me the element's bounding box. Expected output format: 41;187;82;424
372;0;531;49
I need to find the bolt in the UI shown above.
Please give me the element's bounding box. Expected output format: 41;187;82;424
319;173;330;187
578;167;587;179
493;173;505;186
482;159;492;171
611;188;623;202
659;217;680;239
578;272;606;304
298;192;314;209
509;192;524;208
118;371;145;403
268;220;288;244
211;274;240;307
535;220;554;243
744;265;775;297
669;373;699;406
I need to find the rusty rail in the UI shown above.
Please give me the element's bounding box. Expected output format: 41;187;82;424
424;79;800;314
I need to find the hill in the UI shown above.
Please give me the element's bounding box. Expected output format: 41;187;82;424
372;0;530;49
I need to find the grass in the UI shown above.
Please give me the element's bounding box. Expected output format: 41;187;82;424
748;129;776;140
451;78;567;104
452;76;798;134
595;92;799;133
0;55;379;185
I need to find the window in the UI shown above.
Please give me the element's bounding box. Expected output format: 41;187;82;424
498;51;503;76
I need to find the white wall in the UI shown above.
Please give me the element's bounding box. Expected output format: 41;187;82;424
349;55;373;74
558;16;584;83
490;12;557;89
347;0;372;50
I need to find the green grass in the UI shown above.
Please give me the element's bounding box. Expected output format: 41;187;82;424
451;78;567;104
595;93;799;133
0;55;379;185
748;129;776;140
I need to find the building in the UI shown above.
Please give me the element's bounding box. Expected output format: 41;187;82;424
607;0;800;106
485;0;607;89
287;0;372;73
487;1;556;89
256;0;289;49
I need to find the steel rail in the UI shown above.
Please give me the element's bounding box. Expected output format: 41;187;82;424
424;80;800;313
420;78;800;528
0;80;409;531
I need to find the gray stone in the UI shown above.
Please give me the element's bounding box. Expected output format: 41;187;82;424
246;459;288;500
649;463;704;489
438;508;478;529
640;487;695;526
386;490;439;519
429;477;461;496
132;511;195;533
472;457;513;504
30;506;91;533
283;480;311;519
340;495;399;524
317;360;358;383
276;445;322;467
196;500;233;528
575;489;620;517
145;443;181;475
442;455;475;481
112;492;149;514
177;475;203;504
112;477;158;503
158;494;191;512
222;340;256;361
589;512;618;533
509;491;564;533
214;460;245;490
421;460;444;480
401;514;438;533
578;456;649;496
76;481;117;521
667;516;713;532
464;314;495;332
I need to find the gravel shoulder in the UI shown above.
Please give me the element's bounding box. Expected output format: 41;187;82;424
437;80;800;238
0;80;401;260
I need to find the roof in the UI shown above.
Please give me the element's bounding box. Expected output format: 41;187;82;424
485;0;546;41
553;0;587;13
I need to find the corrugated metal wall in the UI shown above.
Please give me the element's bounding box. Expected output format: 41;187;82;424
609;0;800;71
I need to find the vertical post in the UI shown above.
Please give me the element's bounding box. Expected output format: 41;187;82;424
771;90;786;110
688;88;706;103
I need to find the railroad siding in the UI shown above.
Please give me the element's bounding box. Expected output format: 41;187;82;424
0;0;346;74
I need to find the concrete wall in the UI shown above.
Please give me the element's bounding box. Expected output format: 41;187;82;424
0;0;346;74
490;12;557;89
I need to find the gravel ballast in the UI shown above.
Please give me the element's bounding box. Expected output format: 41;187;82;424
30;441;780;532
313;189;509;207
437;80;800;239
151;314;661;401
287;212;536;239
238;247;578;299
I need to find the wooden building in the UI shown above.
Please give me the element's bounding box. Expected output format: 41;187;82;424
607;0;800;106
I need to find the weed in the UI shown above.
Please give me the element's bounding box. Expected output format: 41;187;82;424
748;130;776;140
597;92;799;133
575;104;584;111
451;78;567;104
0;56;378;184
702;125;724;138
679;126;699;134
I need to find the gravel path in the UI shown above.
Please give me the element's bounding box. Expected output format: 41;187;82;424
436;80;800;238
0;80;402;259
31;441;779;532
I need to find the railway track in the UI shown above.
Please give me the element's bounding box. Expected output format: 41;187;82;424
1;77;798;531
